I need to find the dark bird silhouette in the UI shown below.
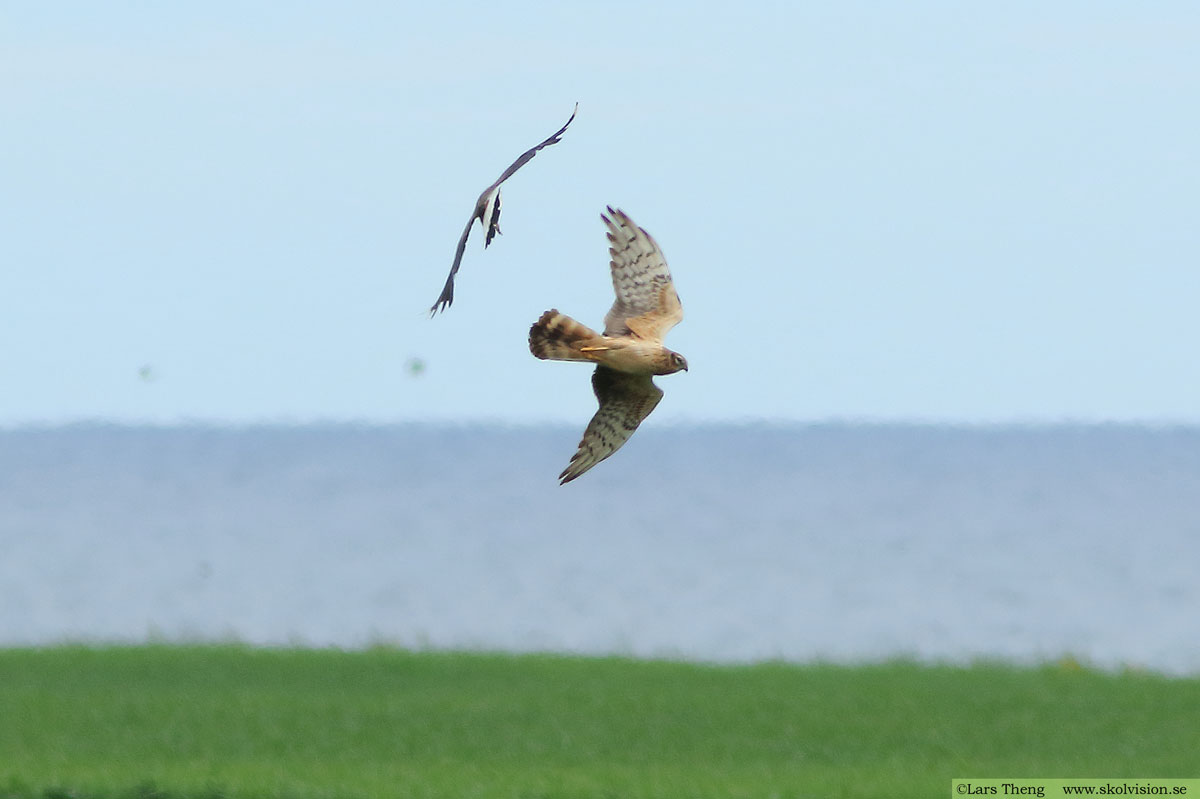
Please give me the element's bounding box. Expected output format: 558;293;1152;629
430;103;578;315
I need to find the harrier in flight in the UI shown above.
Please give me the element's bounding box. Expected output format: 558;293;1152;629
529;207;687;484
430;103;578;315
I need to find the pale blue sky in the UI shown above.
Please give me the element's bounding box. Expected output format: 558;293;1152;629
3;2;1198;425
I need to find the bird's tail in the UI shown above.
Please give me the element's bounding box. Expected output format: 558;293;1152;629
529;310;602;361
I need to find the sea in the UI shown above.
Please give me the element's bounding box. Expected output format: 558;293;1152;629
2;423;1197;674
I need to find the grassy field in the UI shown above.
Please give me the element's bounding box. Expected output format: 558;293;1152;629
1;646;1197;798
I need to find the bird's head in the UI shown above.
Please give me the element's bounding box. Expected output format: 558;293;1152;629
661;350;689;375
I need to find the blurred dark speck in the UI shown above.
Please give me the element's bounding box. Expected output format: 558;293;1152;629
405;357;427;377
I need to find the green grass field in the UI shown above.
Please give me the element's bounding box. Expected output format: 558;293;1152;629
1;646;1197;798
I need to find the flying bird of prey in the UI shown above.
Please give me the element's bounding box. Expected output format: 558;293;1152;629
429;103;578;315
529;207;687;484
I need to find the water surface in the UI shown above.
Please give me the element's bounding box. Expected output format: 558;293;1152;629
2;424;1196;673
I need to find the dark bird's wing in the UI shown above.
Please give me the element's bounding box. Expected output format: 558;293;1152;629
430;103;579;315
486;102;578;191
559;366;663;484
601;207;683;341
430;214;478;316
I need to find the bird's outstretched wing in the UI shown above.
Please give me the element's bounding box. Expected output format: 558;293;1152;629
430;215;479;316
430;103;579;315
488;103;578;190
601;207;683;341
559;366;663;484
